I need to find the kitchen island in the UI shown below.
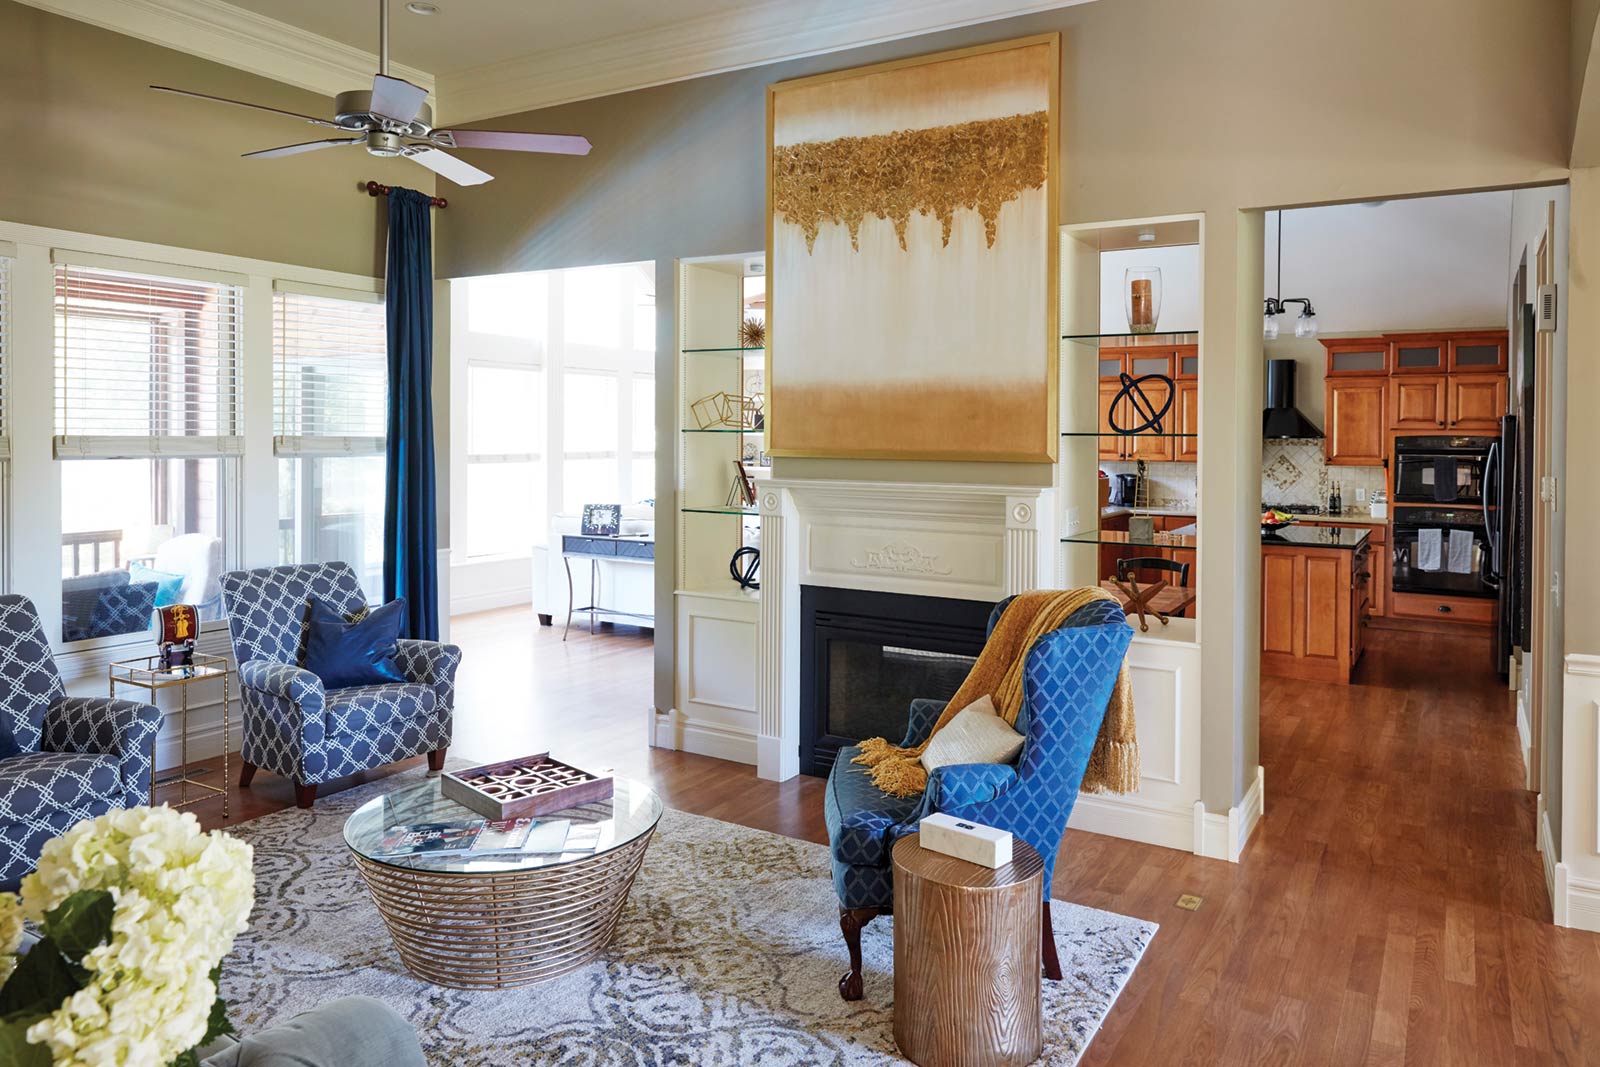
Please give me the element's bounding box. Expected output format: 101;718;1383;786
1261;525;1373;685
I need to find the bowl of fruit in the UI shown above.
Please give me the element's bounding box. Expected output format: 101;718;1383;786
1261;509;1296;535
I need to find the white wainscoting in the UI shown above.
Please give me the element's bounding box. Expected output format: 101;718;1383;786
667;590;759;764
450;553;535;617
1555;652;1600;931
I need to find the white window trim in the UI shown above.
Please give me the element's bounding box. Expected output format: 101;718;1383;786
0;218;382;665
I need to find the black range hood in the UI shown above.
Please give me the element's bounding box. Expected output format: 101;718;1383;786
1263;359;1323;439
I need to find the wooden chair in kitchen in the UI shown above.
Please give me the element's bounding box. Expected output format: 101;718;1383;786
1108;557;1195;631
1115;556;1190;587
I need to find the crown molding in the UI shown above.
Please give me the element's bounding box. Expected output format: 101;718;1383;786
15;0;434;102
436;0;1092;125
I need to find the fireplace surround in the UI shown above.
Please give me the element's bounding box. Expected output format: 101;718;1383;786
799;585;992;776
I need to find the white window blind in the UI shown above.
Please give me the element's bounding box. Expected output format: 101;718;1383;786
273;285;387;456
53;258;243;458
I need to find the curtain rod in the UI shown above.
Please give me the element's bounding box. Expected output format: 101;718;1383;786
365;181;448;209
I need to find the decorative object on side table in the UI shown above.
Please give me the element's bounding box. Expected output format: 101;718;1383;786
110;651;231;817
580;503;622;537
441;753;614;820
0;806;254;1067
892;833;1043;1067
1125;266;1162;334
156;603;199;669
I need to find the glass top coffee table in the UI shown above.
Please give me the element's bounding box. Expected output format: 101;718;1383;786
343;774;662;989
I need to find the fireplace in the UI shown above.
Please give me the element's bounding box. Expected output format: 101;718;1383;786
799;585;993;777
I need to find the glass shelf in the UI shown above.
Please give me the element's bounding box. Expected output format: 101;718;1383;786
1061;530;1196;549
682;506;759;516
1061;431;1196;439
682;346;764;356
1061;331;1198;347
681;427;762;434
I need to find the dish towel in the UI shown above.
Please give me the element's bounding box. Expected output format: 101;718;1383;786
1417;528;1443;571
1446;529;1474;574
1432;457;1459;502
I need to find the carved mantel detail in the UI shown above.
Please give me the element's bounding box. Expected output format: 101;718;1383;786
849;540;954;576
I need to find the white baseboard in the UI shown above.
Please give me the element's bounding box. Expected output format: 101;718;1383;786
756;733;799;782
669;719;756;765
1068;791;1196;852
450;585;533;616
1516;690;1532;787
1541;809;1571;926
1566;876;1600;932
1194;765;1265;863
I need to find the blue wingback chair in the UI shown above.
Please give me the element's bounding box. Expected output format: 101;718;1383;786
824;595;1134;1000
219;563;459;809
0;595;161;891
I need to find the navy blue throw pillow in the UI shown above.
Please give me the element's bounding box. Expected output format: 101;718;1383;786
303;598;408;690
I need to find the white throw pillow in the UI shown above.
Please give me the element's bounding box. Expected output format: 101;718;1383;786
919;694;1025;772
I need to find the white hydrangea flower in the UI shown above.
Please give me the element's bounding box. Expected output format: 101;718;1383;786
12;806;254;1067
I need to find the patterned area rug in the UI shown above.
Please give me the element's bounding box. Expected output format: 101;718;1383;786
222;767;1156;1066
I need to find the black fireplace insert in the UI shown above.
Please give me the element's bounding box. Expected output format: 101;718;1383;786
799;585;993;777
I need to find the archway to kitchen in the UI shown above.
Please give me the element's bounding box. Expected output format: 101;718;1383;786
1243;187;1563;918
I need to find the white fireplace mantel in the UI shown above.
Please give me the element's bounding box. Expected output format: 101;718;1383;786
754;478;1055;781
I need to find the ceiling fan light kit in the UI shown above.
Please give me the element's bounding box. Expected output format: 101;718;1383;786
149;0;591;187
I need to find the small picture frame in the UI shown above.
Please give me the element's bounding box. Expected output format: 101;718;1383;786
733;460;756;506
581;503;622;537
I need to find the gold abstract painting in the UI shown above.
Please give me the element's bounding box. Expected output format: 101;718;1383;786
766;34;1059;461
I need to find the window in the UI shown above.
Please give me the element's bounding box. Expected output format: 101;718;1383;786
562;371;619;513
632;376;655;503
54;258;242;641
273;286;387;600
465;363;542;557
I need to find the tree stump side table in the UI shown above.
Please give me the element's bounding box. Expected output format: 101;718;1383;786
892;832;1044;1067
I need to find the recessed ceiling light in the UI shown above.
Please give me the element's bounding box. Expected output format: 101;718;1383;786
406;2;438;14
1137;230;1156;243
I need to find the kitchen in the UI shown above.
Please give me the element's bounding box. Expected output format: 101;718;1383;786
1097;193;1521;688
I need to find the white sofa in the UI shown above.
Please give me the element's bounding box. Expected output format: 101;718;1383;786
536;504;655;631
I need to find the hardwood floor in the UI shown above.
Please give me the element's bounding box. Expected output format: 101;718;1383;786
175;608;1600;1065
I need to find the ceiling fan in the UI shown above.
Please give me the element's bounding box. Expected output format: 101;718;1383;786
149;0;591;187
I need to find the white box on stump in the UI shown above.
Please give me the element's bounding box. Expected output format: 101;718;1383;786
918;812;1013;869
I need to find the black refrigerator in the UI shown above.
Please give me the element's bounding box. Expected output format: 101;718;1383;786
1491;305;1535;677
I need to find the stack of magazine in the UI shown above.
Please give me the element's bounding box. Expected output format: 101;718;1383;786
373;816;603;859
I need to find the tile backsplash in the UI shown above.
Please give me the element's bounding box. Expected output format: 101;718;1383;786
1102;440;1385;512
1260;439;1385;509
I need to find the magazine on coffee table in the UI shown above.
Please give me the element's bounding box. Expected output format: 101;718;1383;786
374;817;580;859
374;819;485;858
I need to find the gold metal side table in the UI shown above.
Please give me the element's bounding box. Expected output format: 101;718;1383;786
109;654;231;819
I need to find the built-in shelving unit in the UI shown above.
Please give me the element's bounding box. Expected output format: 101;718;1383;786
665;252;766;767
1061;330;1200;346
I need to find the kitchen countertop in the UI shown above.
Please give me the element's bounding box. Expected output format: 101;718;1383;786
1101;505;1197;519
1261;526;1372;551
1292;509;1388;526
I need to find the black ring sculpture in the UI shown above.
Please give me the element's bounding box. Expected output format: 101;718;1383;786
729;547;761;591
1107;372;1175;435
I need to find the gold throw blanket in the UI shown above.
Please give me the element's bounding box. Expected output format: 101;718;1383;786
851;588;1138;798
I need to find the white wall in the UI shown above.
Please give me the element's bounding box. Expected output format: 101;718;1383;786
1098;245;1200;333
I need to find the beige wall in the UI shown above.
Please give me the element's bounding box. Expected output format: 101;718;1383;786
1566;171;1600;654
0;0;429;276
437;0;1570;811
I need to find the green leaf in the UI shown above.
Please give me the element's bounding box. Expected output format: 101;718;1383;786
41;890;114;964
0;1016;52;1067
199;964;235;1045
0;936;87;1017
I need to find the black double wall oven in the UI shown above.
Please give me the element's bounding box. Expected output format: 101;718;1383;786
1390;435;1501;603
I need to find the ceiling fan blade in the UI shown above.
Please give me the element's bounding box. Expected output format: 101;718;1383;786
405;147;494;186
243;137;365;159
150;85;340;128
371;74;428;125
438;129;592;156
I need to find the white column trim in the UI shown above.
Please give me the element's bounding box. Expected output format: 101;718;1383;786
756;484;799;781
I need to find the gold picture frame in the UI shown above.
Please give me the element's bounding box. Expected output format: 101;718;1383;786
765;33;1061;462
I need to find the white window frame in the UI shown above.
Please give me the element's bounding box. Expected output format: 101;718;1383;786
464;358;543;560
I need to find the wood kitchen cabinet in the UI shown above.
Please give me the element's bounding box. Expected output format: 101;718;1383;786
1388;374;1447;431
1447;334;1508;373
1176;381;1200;461
1322;337;1390;377
1447;374;1507;431
1323;377;1387;466
1388;335;1448;374
1260;537;1372;684
1301;521;1387;617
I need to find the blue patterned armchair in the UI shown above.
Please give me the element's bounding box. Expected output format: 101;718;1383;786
219;563;459;809
0;595;161;891
824;596;1133;1000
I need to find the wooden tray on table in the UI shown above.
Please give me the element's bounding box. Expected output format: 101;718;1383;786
441;753;614;820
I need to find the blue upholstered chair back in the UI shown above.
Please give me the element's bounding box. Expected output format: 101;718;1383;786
0;596;66;753
219;562;369;667
955;595;1134;889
